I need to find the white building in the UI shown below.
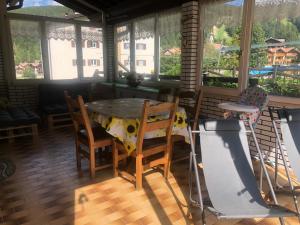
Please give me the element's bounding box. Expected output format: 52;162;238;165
47;24;103;80
117;34;155;75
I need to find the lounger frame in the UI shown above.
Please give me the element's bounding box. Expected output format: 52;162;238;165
188;119;294;225
269;107;300;218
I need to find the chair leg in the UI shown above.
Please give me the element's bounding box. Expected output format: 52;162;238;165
90;146;96;179
75;140;81;170
164;145;171;179
48;115;54;130
166;142;174;178
32;124;38;142
113;142;118;177
136;155;143;190
8;129;14;143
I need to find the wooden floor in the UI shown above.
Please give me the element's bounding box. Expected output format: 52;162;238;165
0;128;300;225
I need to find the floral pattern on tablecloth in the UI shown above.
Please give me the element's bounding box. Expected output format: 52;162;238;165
90;107;189;155
229;86;269;126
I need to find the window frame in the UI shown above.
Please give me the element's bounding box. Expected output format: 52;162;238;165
114;8;181;82
198;0;300;102
198;0;253;93
7;12;105;84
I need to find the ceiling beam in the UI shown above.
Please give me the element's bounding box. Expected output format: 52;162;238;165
56;0;94;15
72;0;105;13
107;0;185;24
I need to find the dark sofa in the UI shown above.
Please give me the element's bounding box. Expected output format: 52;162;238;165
0;106;40;142
0;107;40;128
38;83;91;129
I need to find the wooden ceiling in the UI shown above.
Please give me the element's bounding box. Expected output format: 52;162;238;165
56;0;191;24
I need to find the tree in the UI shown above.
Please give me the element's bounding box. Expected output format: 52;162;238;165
160;32;181;51
262;18;299;41
13;36;41;65
160;56;181;75
213;25;232;45
203;43;219;69
249;23;268;68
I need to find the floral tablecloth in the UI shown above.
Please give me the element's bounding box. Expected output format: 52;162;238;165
87;98;189;155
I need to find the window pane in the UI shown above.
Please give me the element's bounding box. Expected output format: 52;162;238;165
116;24;131;79
47;22;77;80
10;20;44;79
249;0;300;97
81;26;104;78
158;11;181;76
135;17;155;77
202;0;244;88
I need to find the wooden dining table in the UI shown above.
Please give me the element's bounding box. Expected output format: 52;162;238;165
86;98;189;154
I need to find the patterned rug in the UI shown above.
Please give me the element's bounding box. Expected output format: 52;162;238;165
0;159;16;182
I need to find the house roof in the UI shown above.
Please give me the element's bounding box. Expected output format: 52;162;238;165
268;47;300;54
163;47;181;56
55;0;190;24
265;37;286;44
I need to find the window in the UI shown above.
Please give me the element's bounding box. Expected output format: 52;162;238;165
11;0;86;20
249;0;300;97
87;40;99;48
134;17;155;74
72;59;77;66
10;20;44;79
47;22;77;80
88;59;100;66
82;26;103;78
124;43;130;49
202;0;244;88
9;12;104;81
136;60;146;66
158;11;181;76
115;11;181;80
136;43;146;50
116;24;131;78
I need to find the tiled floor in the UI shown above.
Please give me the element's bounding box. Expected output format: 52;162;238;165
0;128;300;225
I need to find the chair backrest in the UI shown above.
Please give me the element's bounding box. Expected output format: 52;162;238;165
157;87;177;102
199;119;270;217
178;88;203;131
239;86;269;111
64;91;95;144
278;109;300;180
232;86;269;125
136;97;179;154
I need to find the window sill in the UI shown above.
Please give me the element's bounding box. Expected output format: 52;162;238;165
201;86;300;106
11;77;105;86
115;78;180;89
202;86;240;97
269;95;300;106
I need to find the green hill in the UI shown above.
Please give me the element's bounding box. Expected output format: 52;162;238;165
12;5;74;18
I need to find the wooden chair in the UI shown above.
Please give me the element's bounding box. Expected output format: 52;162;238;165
157;87;177;102
113;97;179;190
64;91;113;179
171;88;204;162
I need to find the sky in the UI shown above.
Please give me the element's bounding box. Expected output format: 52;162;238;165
23;0;61;7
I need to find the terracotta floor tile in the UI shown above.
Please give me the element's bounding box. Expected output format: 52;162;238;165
0;128;299;225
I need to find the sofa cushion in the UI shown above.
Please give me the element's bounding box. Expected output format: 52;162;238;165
0;107;40;128
39;83;91;112
41;104;68;115
0;110;15;127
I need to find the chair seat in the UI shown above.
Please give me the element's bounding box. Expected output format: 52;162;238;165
78;126;112;146
143;137;167;150
115;137;167;155
172;134;185;143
